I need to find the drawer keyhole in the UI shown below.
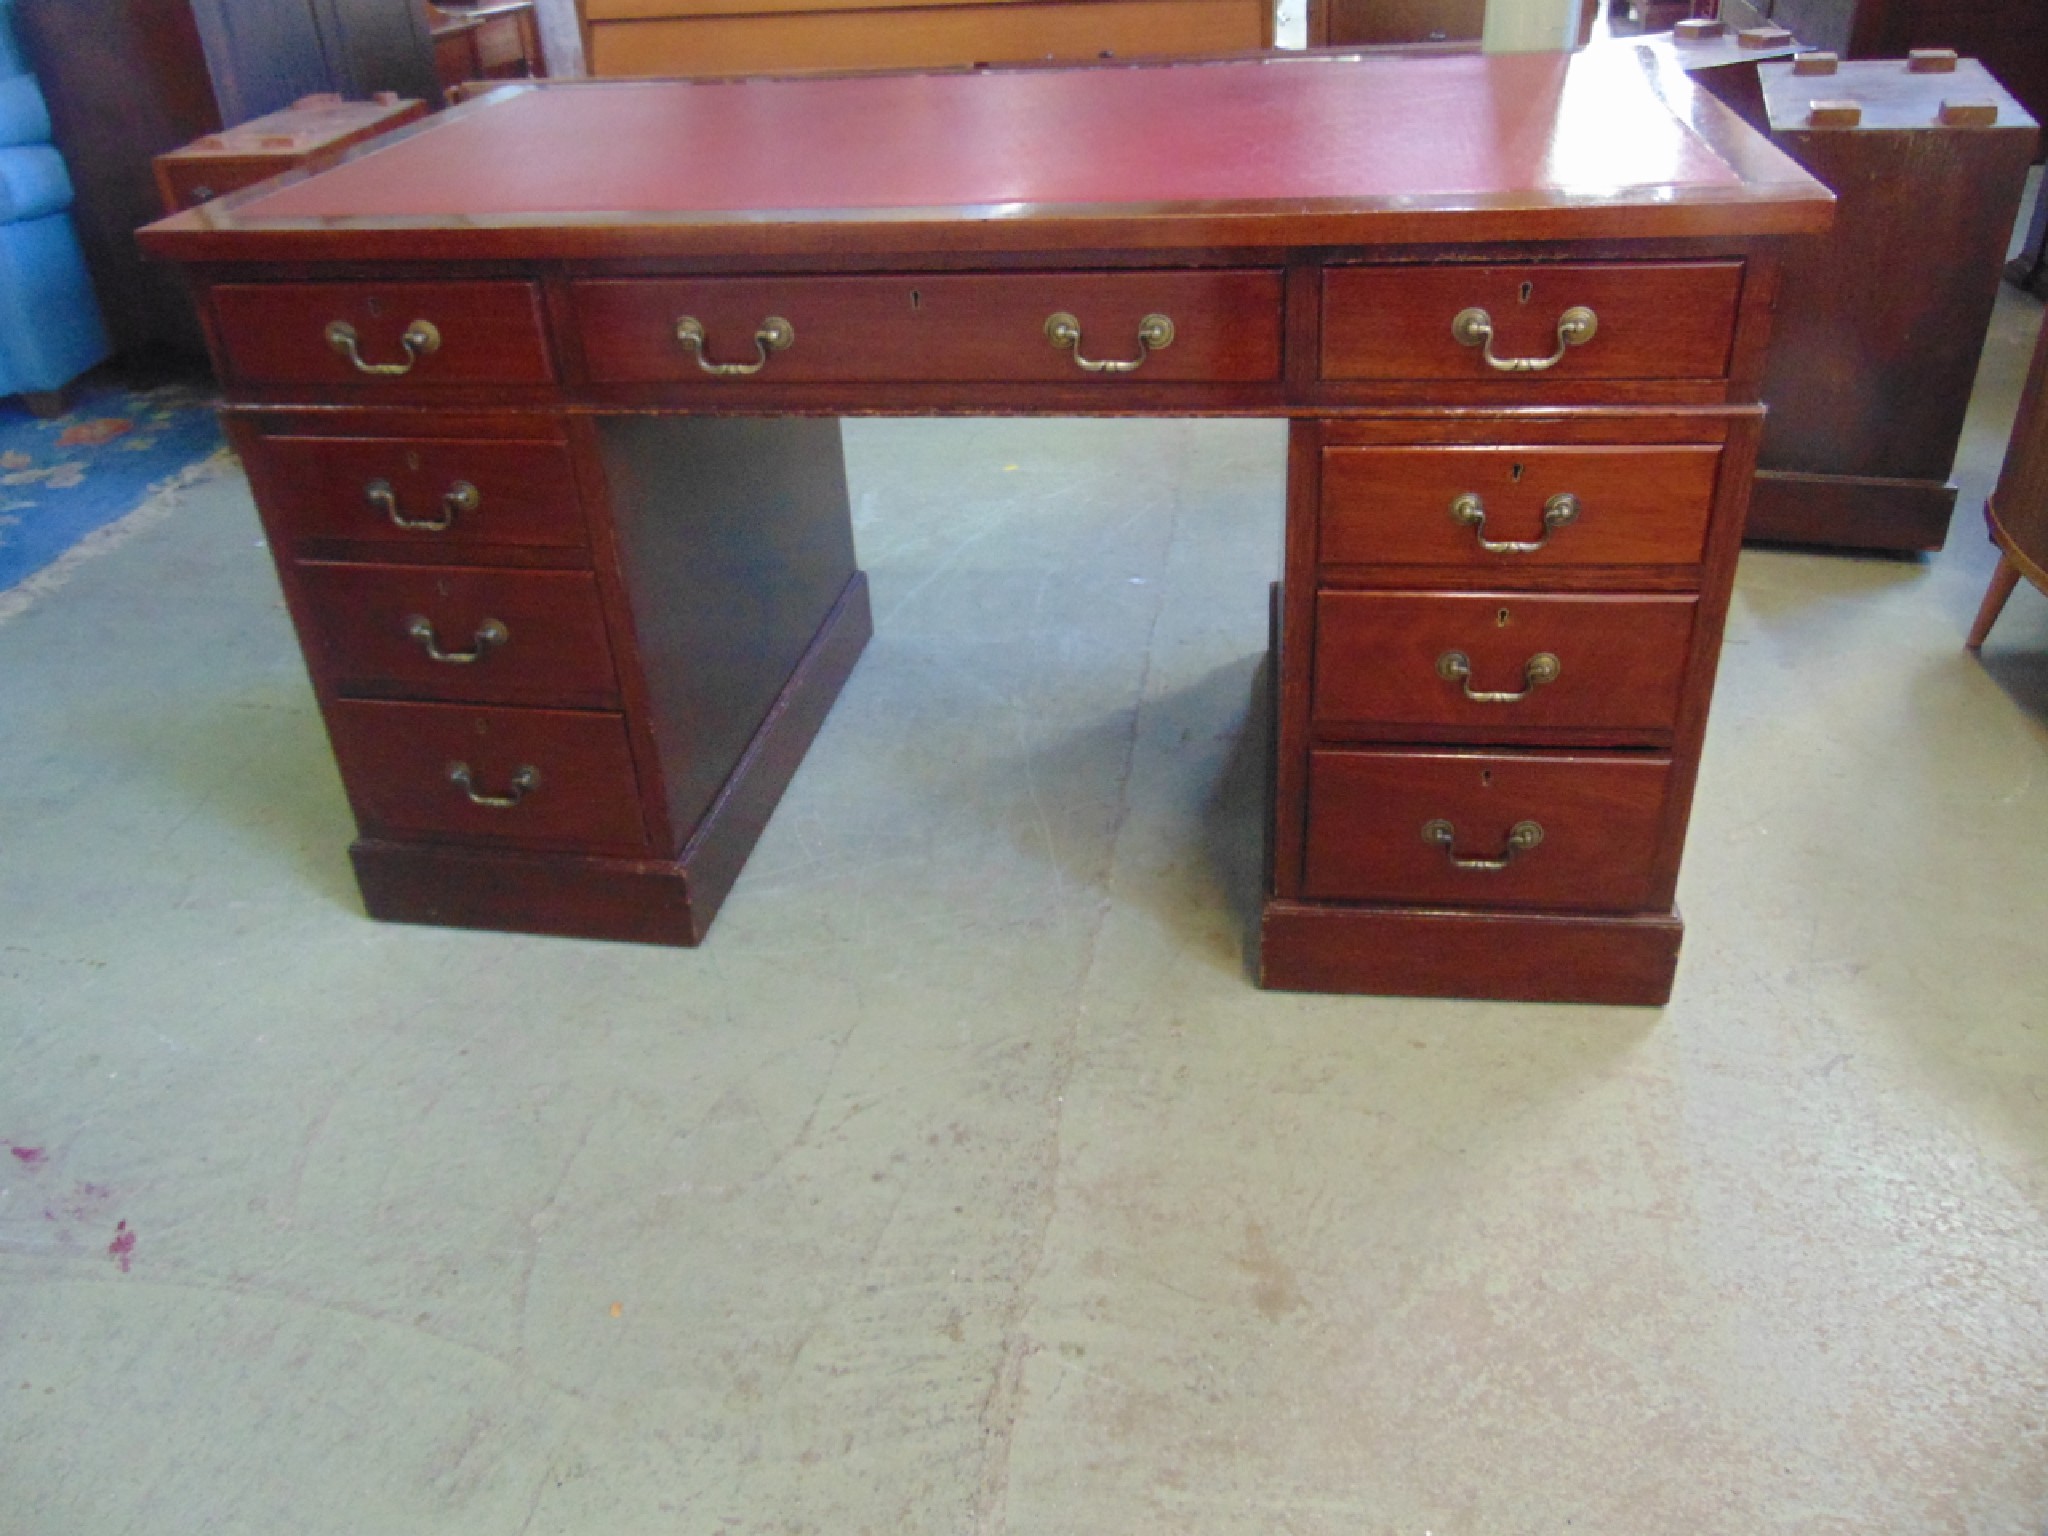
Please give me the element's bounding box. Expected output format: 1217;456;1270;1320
1518;281;1534;305
1497;607;1512;627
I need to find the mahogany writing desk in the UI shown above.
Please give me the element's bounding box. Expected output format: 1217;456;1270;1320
139;50;1831;1004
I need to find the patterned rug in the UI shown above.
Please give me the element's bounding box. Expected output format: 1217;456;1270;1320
0;373;227;617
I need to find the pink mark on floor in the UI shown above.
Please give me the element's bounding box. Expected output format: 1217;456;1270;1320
8;1147;46;1166
108;1221;136;1273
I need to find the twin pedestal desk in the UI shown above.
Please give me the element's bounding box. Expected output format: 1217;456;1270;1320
141;49;1832;1005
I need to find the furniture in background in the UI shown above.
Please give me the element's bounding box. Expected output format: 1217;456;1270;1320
139;54;1831;1005
1306;0;1482;45
1968;306;2048;650
153;93;425;213
13;0;440;357
1741;55;2036;551
0;0;108;410
576;0;1271;77
427;1;546;93
1719;0;2048;129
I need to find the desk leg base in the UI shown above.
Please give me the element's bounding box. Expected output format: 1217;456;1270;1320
349;571;874;947
1744;470;1957;553
1258;900;1682;1005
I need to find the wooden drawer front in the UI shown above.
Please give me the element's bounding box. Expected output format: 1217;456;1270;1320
1313;591;1696;737
297;564;620;709
572;270;1283;385
1321;263;1743;382
247;436;586;554
1320;445;1721;570
327;700;647;852
1303;748;1670;910
212;282;555;389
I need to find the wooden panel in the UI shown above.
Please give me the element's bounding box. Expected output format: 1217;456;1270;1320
572;271;1283;386
1319;445;1721;570
1312;0;1484;44
327;699;648;851
1321;263;1745;382
211;282;555;389
241;434;588;556
296;563;620;708
1312;591;1696;738
584;0;1268;76
1302;748;1672;910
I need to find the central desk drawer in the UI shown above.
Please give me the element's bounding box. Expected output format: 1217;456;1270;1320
244;435;588;556
327;699;647;852
1313;590;1696;738
1320;444;1722;570
297;564;620;709
1321;262;1743;382
571;270;1284;385
212;281;555;391
1303;747;1671;910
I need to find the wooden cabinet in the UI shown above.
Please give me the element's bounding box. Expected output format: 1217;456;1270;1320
1967;308;2048;650
1307;0;1484;45
577;0;1272;77
1741;57;2037;550
15;0;440;354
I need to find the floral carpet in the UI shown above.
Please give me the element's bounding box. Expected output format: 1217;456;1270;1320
0;375;226;604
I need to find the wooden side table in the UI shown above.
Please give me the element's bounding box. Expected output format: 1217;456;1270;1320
153;94;427;214
1967;313;2048;650
427;2;546;92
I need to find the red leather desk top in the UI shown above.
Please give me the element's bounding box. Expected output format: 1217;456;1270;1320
141;50;1832;261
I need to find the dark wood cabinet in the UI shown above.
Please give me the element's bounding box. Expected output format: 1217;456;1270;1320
15;0;441;355
1723;0;2048;127
1307;0;1485;45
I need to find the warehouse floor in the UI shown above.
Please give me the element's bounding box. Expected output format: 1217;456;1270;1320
3;270;2046;1532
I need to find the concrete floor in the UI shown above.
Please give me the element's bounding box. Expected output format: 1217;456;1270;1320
4;271;2047;1529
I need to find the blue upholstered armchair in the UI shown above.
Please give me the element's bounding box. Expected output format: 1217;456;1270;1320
0;0;108;408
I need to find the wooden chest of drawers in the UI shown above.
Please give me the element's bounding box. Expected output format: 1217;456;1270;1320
143;57;1830;1004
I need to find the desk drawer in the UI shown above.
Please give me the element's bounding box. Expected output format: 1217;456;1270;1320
572;270;1283;385
1313;590;1695;738
1321;263;1742;382
245;435;587;555
1303;747;1670;910
1320;445;1721;570
327;699;647;852
212;282;555;390
298;564;619;709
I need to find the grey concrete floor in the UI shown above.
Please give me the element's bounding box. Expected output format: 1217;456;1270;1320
3;281;2047;1532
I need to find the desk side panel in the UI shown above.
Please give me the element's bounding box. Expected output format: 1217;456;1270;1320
594;414;861;854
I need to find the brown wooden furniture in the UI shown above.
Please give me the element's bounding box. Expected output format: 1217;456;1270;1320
1721;0;2048;130
1306;0;1482;45
1968;308;2048;650
15;0;440;355
428;1;546;91
138;52;1831;1005
576;0;1271;77
1740;56;2037;551
153;93;426;213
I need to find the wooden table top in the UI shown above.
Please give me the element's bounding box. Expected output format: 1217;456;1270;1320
140;48;1832;263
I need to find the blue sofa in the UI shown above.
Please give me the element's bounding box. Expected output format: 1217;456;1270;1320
0;0;108;407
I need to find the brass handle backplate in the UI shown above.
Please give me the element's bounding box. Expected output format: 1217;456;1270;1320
1452;305;1596;372
1450;491;1579;553
675;315;794;375
326;318;441;375
447;762;539;809
1045;311;1175;373
366;478;479;532
406;614;508;665
1436;650;1561;703
1422;818;1544;871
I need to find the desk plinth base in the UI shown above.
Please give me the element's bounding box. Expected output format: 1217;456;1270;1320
1258;900;1682;1006
1745;469;1958;553
349;571;874;947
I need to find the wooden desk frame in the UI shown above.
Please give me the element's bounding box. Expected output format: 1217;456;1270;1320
143;54;1831;1005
